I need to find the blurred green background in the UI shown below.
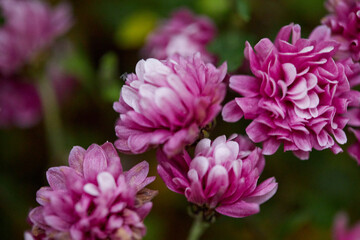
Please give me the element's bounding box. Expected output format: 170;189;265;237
1;0;360;239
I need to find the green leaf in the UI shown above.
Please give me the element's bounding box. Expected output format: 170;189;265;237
208;31;253;72
61;47;96;92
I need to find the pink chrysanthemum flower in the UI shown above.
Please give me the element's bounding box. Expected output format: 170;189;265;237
113;53;227;157
27;142;157;240
333;212;360;240
157;134;278;218
342;59;360;164
0;80;42;128
222;23;354;160
322;0;360;61
347;128;360;164
0;0;72;74
142;9;216;63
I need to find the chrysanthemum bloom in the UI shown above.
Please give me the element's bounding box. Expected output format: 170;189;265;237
142;9;216;63
0;80;42;128
114;53;227;157
322;0;360;61
222;23;354;160
333;212;360;240
157;134;278;218
346;128;360;164
27;142;157;240
0;0;72;74
341;59;360;164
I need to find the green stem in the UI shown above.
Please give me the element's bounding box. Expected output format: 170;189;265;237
38;73;67;166
187;214;210;240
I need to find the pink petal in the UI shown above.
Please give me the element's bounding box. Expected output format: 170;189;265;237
246;121;270;143
244;177;278;204
68;146;86;174
229;75;260;97
222;100;244;122
262;138;281;155
83;144;108;182
205;165;229;198
194;138;211;155
190;156;209;179
235;97;260;119
125;161;150;187
46;167;66;190
101;142;122;177
97;172;116;192
282;63;297;86
216;200;260;218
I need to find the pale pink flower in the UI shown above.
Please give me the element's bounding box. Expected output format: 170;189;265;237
333;212;360;240
27;142;156;240
322;0;360;61
143;9;216;63
222;23;354;160
157;134;278;218
113;53;227;157
0;79;42;128
0;0;72;74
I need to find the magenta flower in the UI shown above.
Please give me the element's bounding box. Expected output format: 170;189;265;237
113;53;227;157
322;0;360;61
157;134;278;218
342;58;360;164
222;23;354;159
142;8;216;63
0;0;72;74
27;142;156;240
0;80;42;128
347;128;360;164
333;212;360;240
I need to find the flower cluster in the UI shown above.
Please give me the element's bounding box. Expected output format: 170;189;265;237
322;0;360;164
322;0;360;61
0;0;72;128
114;53;227;157
27;142;156;240
142;9;216;63
222;23;354;159
0;0;72;74
23;2;360;239
157;135;278;218
333;212;360;240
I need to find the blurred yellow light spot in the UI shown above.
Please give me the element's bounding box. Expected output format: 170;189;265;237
196;0;231;18
115;11;157;49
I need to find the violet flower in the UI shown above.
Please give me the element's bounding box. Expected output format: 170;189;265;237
113;53;227;157
0;0;72;75
0;80;42;128
142;9;216;63
157;134;278;218
27;142;157;240
222;23;355;159
333;212;360;240
322;0;360;61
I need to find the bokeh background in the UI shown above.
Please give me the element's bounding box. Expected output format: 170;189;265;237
1;0;360;239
